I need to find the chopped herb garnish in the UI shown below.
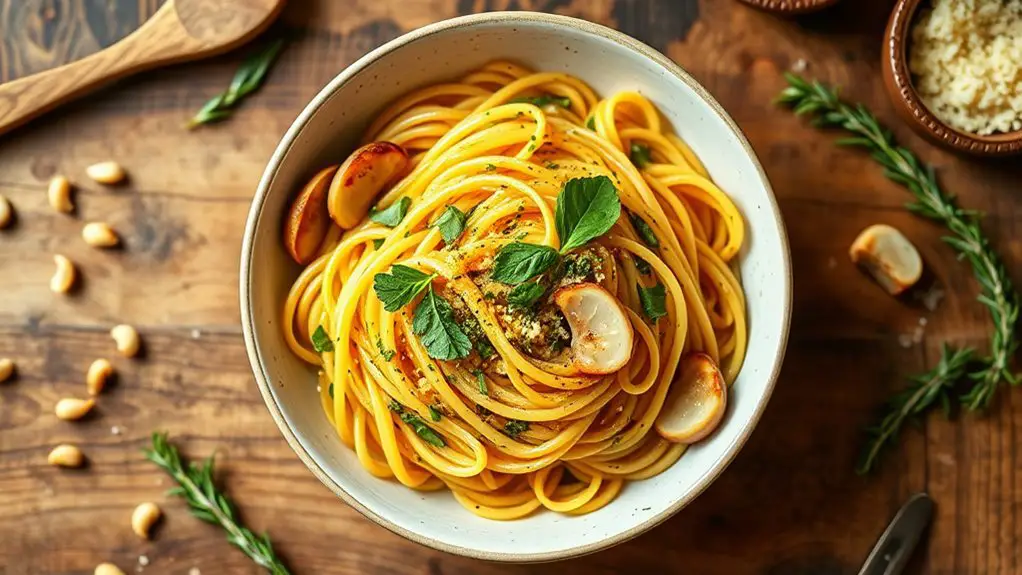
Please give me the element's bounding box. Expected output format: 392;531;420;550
629;213;660;247
376;338;396;361
630;143;653;168
412;286;473;360
545;162;560;170
484;163;497;171
586;116;596;130
491;242;560;284
373;264;434;312
388;399;404;413
428;405;442;422
634;256;652;275
433;205;466;244
510;94;571;109
369;197;411;227
638;283;667;320
328;383;334;398
507;282;545;308
400;412;446;447
504;419;530;439
476;339;496;359
311;325;334;353
555;176;621;253
473;369;488;396
372;238;385;250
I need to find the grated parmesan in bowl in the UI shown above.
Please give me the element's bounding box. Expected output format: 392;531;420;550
909;0;1022;136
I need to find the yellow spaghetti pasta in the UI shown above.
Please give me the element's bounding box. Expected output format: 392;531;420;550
282;62;747;519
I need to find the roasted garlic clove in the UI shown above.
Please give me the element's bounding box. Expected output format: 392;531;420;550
328;142;409;229
284;165;338;264
849;224;922;296
656;352;727;444
553;282;634;374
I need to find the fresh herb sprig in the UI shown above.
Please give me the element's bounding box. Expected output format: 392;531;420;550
188;39;285;129
143;433;291;575
778;74;1020;473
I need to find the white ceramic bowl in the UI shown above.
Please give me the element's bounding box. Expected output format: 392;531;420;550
241;11;792;562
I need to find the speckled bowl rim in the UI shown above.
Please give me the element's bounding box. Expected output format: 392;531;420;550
885;0;1022;155
240;11;793;563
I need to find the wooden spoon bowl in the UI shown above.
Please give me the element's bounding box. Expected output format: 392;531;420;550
735;0;841;15
0;0;286;136
882;0;1022;156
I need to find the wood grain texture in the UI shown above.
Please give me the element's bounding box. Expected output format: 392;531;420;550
1;0;1021;574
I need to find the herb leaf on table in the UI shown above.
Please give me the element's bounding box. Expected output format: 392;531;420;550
188;39;285;129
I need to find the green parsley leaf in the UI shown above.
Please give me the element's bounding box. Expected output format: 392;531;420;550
373;265;434;312
507;282;545;308
428;405;442;422
372;238;385;250
634;256;652;275
555;176;621;253
432;206;466;244
369;197;411;227
638;283;667;321
630;213;660;247
491;242;560;284
376;338;395;361
473;369;488;396
400;412;446;447
412;286;473;360
311;325;334;353
586;116;596;130
630;143;653;168
504;419;530;439
510;94;571;109
388;400;404;413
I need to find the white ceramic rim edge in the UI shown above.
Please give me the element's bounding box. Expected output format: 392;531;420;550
239;10;793;563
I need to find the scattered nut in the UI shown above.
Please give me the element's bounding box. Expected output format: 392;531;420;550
86;358;114;395
0;358;13;382
131;502;162;540
55;397;95;421
110;324;140;357
50;254;76;293
95;563;126;575
849;224;922;296
48;175;74;213
82;222;120;248
48;444;84;467
86;161;127;185
0;194;12;229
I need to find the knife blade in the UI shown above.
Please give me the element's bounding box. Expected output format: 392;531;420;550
857;492;934;575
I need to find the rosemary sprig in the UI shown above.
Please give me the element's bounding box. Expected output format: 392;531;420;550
143;433;291;574
187;39;285;129
777;74;1020;473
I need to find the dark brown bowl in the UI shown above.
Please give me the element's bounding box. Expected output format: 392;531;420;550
736;0;841;15
883;0;1022;156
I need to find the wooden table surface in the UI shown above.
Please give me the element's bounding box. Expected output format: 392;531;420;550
2;0;1021;573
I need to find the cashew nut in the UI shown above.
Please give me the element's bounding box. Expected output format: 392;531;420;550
48;444;84;467
55;397;95;421
86;161;127;185
0;358;13;383
50;254;76;293
0;194;12;229
110;324;140;357
82;222;120;248
86;358;114;395
131;502;162;540
48;175;74;213
95;564;126;575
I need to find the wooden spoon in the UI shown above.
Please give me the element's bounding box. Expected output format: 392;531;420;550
0;0;285;137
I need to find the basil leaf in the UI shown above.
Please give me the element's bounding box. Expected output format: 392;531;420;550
638;283;667;320
555;176;621;253
373;264;433;312
491;242;560;284
400;412;446;447
433;206;466;244
629;213;660;247
503;419;529;439
428;405;442;422
370;197;411;227
630;143;653;168
507;282;545;308
311;325;334;353
510;94;571;109
473;369;488;396
412;287;473;361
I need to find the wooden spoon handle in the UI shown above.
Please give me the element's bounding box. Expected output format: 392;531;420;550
0;4;195;137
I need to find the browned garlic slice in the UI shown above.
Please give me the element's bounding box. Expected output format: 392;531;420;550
284;165;337;264
849;224;922;295
553;282;634;375
656;352;727;444
328;142;409;229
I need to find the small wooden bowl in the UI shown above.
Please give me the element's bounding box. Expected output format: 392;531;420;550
883;0;1022;156
736;0;841;14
